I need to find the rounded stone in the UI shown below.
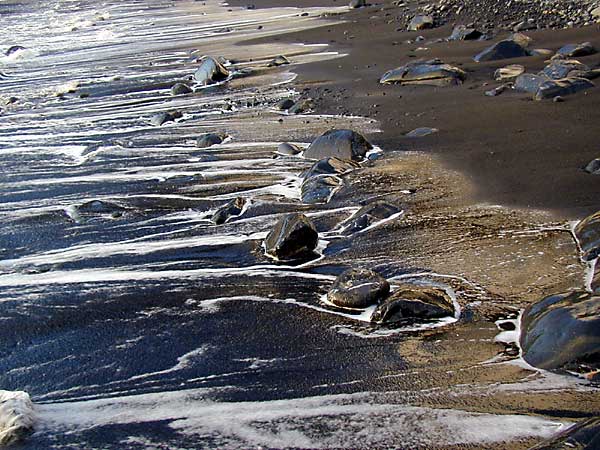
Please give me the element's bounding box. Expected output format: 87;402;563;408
264;213;318;260
328;268;390;308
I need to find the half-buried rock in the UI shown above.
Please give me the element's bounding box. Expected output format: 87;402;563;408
380;59;466;86
211;197;247;225
267;55;290;67
301;175;342;204
194;56;230;85
340;201;402;234
303;129;372;161
197;132;226;148
553;42;596;59
534;77;594;100
371;284;455;324
574;209;600;261
474;39;531;62
327;268;390;308
150;111;181;126
519;291;600;373
277;142;302;156
302;157;359;179
264;213;318;260
407;15;434;31
171;83;193;95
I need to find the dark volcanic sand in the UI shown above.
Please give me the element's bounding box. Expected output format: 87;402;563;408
231;0;600;219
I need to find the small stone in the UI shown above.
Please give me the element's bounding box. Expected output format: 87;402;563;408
277;142;302;156
474;39;531;62
494;64;525;81
171;83;193;95
327;268;390;308
264;213;318;260
196;132;226;148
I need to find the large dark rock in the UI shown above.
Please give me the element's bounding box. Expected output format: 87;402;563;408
302;157;359;179
380;59;466;86
300;175;342;204
303;129;372;161
574;210;600;261
530;417;600;450
520;291;600;372
408;15;434;31
340;201;402;234
474;39;531;62
171;83;193;95
275;98;295;110
535;77;594;100
327;268;390;308
554;42;596;59
211;197;246;225
264;213;318;260
196;132;226;148
514;73;547;93
193;56;230;85
371;284;455;324
448;25;483;41
540;60;589;80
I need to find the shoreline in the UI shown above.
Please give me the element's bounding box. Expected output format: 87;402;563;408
229;0;600;220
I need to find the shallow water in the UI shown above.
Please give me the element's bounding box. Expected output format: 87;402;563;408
0;0;598;448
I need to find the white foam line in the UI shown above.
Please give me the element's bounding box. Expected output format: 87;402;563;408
0;266;335;288
33;389;569;447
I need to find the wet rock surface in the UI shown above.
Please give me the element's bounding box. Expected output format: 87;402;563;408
193;56;230;85
474;39;531;62
520;291;600;372
554;42;596;59
380;59;466;86
264;213;318;260
277;142;302;155
371;284;455;324
211;197;247;225
302;156;359;179
300;174;342;204
339;201;402;234
171;82;193;95
303;129;372;161
327;268;390;308
530;417;600;450
574;210;600;261
288;98;312;114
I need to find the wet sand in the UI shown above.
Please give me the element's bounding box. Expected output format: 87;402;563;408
231;0;600;219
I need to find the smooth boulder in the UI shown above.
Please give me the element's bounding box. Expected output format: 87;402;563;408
171;83;193;95
371;284;455;324
520;291;600;372
474;39;531;62
264;213;318;260
211;197;246;225
194;56;230;85
380;59;466;86
149;111;181;126
574;210;600;261
196;132;226;148
327;268;390;308
302;157;359;179
554;42;596;59
340;201;402;234
303;129;372;161
535;77;594;100
408;15;434;31
300;175;342;204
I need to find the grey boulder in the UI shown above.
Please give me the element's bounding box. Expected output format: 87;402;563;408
197;132;226;148
264;213;319;260
448;25;483;41
327;268;390;308
302;157;359;179
474;39;531;62
171;83;193;95
540;60;589;80
408;15;434;31
514;73;547;93
268;55;290;67
300;175;342;204
535;77;594;100
340;201;402;234
304;129;372;161
520;291;600;373
194;56;230;85
554;42;596;59
277;142;302;156
584;158;600;175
